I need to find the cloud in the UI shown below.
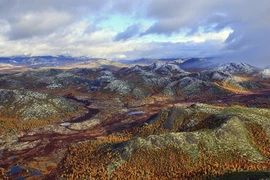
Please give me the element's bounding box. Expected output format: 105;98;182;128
0;0;107;40
114;24;141;41
7;10;73;40
140;0;270;66
0;0;269;66
221;25;270;66
143;0;217;35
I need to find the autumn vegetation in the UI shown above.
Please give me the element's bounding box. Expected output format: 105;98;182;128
129;110;169;137
0;167;9;180
214;81;250;94
58;118;270;179
59;133;132;179
112;143;269;179
58;133;270;179
0;110;80;134
248;123;270;158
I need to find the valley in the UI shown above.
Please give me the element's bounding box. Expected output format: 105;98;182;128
0;60;270;179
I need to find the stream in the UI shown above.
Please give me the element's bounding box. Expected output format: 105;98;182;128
63;94;100;123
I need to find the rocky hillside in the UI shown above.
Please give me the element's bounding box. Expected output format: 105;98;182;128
0;89;80;120
215;62;259;74
0;89;84;133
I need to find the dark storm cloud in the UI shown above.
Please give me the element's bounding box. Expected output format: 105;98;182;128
140;0;270;66
221;24;270;66
109;0;142;14
114;24;141;41
143;0;215;35
123;40;223;60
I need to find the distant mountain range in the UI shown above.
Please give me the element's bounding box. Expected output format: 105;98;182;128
0;55;105;67
0;56;269;78
119;58;185;65
0;55;126;73
177;58;218;70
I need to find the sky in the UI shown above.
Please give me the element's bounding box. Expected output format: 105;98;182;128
0;0;269;66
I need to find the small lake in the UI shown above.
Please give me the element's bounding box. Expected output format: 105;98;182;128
7;165;42;179
15;177;24;180
7;165;23;176
128;111;146;115
60;122;71;126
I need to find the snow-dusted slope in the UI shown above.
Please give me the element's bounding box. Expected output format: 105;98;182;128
150;62;189;75
215;62;259;74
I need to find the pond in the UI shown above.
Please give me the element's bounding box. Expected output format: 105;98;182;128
7;165;42;179
128;111;146;115
7;165;23;176
60;122;71;126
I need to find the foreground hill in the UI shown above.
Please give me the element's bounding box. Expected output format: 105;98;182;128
57;104;270;179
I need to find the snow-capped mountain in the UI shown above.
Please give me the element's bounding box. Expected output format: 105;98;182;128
149;62;186;74
215;62;259;74
124;62;189;76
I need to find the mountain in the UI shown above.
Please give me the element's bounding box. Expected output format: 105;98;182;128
0;63;30;74
215;62;259;74
177;58;218;70
120;58;216;69
119;58;159;65
148;62;188;75
119;58;184;65
0;55;74;67
0;62;263;103
0;55;125;69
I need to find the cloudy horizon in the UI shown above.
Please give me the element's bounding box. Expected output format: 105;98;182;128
0;0;269;66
